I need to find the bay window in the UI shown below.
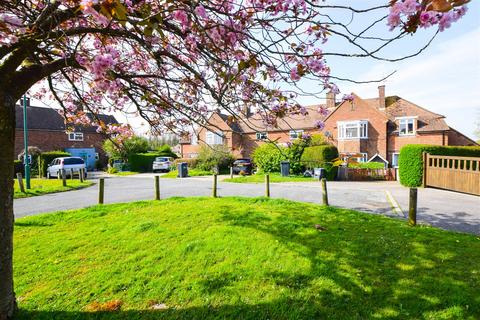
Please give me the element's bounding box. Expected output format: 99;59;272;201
338;121;368;139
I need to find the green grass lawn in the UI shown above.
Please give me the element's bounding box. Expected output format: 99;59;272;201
14;197;480;319
224;173;316;183
13;178;93;199
161;169;212;178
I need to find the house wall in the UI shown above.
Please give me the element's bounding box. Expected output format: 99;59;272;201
14;129;109;163
323;97;388;160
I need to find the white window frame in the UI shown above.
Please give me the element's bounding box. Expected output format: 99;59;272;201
341;152;368;163
397;117;416;136
289;130;304;140
68;132;84;141
337;121;368;140
391;152;400;168
206;131;223;145
256;132;268;141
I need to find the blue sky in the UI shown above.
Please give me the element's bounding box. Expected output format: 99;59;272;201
296;0;480;140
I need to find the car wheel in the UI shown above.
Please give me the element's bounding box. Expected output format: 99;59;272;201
47;171;51;179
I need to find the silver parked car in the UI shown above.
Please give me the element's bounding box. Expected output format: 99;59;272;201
47;157;87;179
152;157;174;173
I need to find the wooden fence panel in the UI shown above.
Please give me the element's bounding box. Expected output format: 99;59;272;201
425;154;480;195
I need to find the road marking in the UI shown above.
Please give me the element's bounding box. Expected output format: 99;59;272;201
385;190;404;216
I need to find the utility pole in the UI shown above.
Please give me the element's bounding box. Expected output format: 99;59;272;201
23;95;31;189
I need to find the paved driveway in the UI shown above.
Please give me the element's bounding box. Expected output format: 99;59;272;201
14;174;480;234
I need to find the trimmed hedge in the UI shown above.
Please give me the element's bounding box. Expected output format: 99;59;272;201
38;151;71;177
301;145;339;181
128;153;158;172
399;145;480;187
173;158;198;169
349;162;385;169
301;145;339;167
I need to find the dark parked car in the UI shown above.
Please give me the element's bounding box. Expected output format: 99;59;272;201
232;159;253;175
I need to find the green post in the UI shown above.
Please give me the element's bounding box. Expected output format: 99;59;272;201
98;178;105;204
155;176;160;200
23;95;31;189
212;174;217;198
265;174;270;197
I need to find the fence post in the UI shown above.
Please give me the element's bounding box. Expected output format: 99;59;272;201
61;169;67;187
321;178;329;206
98;178;105;204
422;152;428;187
16;173;25;193
212;174;218;198
155;175;160;200
265;174;270;197
230;166;234;179
408;187;417;226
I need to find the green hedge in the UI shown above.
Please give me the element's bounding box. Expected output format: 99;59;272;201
301;145;339;167
301;145;339;181
399;145;480;187
38;151;71;177
349;162;385;169
252;143;286;173
128;153;164;172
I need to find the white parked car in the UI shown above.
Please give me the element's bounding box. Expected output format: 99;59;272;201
47;157;87;179
152;157;174;173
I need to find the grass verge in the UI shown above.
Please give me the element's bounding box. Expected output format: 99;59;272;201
14;178;93;199
14;197;480;319
161;169;212;178
224;173;316;183
112;171;140;176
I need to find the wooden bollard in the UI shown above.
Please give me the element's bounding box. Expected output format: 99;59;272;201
16;173;25;193
265;174;270;197
212;174;218;198
70;169;74;180
230;166;234;179
155;175;160;200
61;169;67;187
79;168;84;182
98;178;105;204
409;188;417;226
321;178;329;206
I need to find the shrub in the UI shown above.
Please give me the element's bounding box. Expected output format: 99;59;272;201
301;145;339;167
103;136;149;160
155;144;178;159
196;145;235;173
310;133;329;146
173;158;198;169
399;145;480;187
128;153;161;172
107;167;118;174
349;162;385;169
252;143;286;173
38;151;71;177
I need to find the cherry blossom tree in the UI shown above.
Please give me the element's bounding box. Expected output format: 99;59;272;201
0;0;469;318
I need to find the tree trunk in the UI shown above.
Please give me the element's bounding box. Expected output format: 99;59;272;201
0;91;17;320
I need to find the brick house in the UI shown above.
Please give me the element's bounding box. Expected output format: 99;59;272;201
15;104;119;169
180;86;477;167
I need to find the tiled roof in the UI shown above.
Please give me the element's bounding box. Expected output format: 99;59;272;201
15;105;119;133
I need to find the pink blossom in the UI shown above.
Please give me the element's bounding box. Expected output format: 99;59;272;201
194;5;208;19
290;68;301;81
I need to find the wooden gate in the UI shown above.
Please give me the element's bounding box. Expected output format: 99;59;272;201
423;153;480;195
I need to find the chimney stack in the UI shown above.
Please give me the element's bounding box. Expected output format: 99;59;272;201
378;85;385;110
326;91;336;109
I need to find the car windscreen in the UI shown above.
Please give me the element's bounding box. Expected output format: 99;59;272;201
156;157;170;162
235;160;250;164
63;158;84;165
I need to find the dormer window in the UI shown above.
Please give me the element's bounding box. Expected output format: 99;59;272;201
206;131;223;145
337;120;368;140
398;117;416;136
